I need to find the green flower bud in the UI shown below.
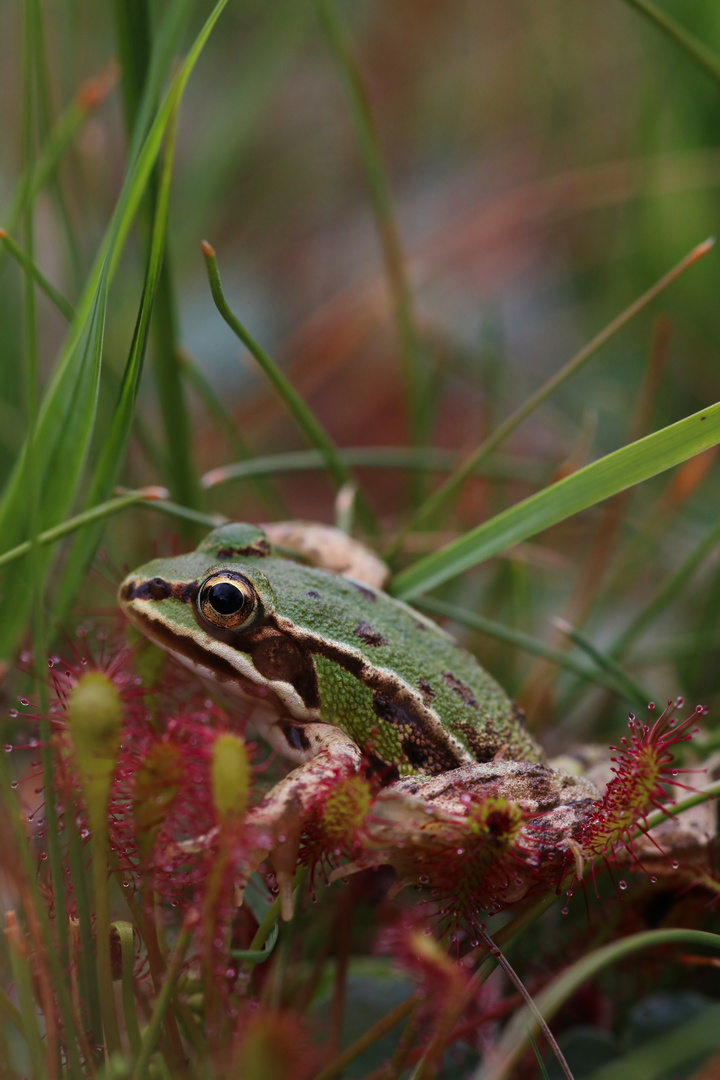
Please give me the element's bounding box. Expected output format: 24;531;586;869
211;732;250;822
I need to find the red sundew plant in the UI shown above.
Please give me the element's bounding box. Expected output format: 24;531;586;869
569;700;707;898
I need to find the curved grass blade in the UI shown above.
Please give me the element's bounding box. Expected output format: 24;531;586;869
316;0;425;446
202;242;378;533
621;0;720;85
53;77;183;622
390;239;715;557
390;401;720;601
474;929;720;1080
0;0;232;657
201;446;545;489
0;229;74;321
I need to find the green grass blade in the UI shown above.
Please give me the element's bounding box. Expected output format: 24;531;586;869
316;0;426;446
201;446;545;489
0;66;115;270
611;515;720;658
0;0;231;657
202;242;378;533
476;929;720;1080
391;239;715;555
181;352;288;517
584;1003;720;1080
53;79;183;622
0;229;74;321
391;400;720;601
621;0;720;85
553;618;652;706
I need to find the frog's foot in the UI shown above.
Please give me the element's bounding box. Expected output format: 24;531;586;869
246;723;363;919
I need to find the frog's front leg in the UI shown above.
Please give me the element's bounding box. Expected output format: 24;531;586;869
247;723;363;919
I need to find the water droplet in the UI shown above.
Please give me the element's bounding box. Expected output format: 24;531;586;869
8;710;17;719
561;906;569;915
418;875;429;884
650;876;657;884
10;781;17;790
618;880;627;890
4;746;12;753
671;860;679;870
80;829;89;840
456;848;464;856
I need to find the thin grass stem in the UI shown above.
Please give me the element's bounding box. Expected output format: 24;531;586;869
202;241;377;532
0;230;74;321
621;0;720;84
390;238;715;559
316;0;426;450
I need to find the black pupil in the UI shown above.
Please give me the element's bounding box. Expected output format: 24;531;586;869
206;582;245;615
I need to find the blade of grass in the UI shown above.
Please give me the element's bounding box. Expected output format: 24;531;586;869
0;230;74;321
180;350;287;517
201;446;546;489
389;238;715;559
179;0;311;245
0;759;85;1075
611;516;720;658
130;920;194;1080
114;921;142;1057
113;0;200;511
5;916;47;1080
417;597;636;698
0;489;152;571
0;0;231;659
390;400;720;601
0;64;117;270
21;0;73;992
553;618;653;706
202;241;378;533
474;929;720;1080
316;0;426;449
584;1003;720;1080
53;76;183;623
621;0;720;85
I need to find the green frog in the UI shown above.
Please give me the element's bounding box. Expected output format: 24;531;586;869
119;522;597;915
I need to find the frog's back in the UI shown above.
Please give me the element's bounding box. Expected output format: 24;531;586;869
264;557;542;773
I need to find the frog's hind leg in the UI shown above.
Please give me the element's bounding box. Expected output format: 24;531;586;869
247;723;363;919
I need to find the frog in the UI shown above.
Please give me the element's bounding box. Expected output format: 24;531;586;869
119;521;599;916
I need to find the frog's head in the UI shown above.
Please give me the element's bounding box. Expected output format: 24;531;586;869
118;524;279;689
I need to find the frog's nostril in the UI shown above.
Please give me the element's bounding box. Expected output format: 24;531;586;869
148;577;170;600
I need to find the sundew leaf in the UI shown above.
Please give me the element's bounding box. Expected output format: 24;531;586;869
390;401;720;601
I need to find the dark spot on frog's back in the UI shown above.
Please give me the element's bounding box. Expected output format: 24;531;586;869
216;539;271;559
351;581;376;602
306;590;321;600
372;691;461;773
441;670;478;708
418;678;435;704
355;621;388;648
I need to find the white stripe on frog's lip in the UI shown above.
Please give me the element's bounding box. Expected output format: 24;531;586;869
124;598;320;723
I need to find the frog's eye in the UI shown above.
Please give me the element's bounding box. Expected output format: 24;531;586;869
198;573;260;630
